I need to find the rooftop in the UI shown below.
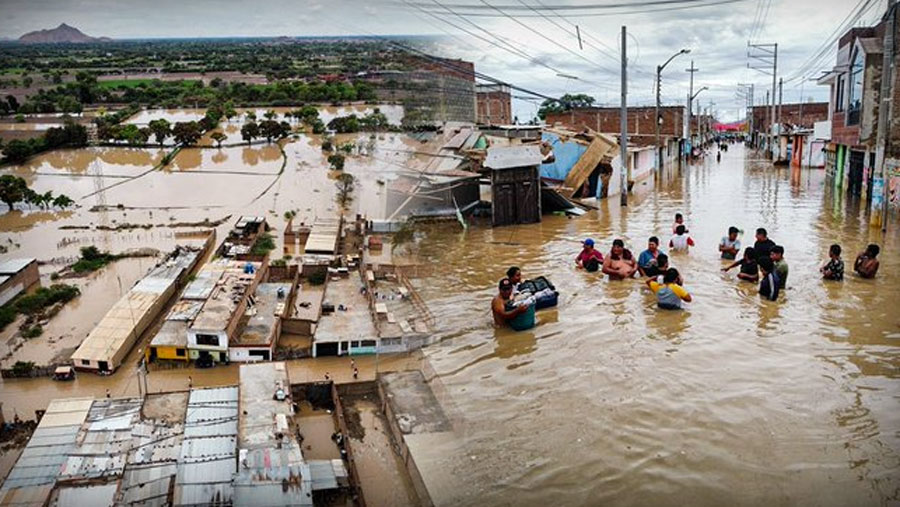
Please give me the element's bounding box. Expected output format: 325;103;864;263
72;248;201;365
238;362;293;449
484;145;543;170
0;258;35;275
232;282;291;347
304;217;341;255
191;259;262;332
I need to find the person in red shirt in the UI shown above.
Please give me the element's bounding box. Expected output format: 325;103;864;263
575;238;604;272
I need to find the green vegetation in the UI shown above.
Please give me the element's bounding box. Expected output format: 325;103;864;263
97;78;163;89
537;93;596;120
327;153;346;171
71;245;117;273
0;175;76;211
7;283;81;317
1;122;88;163
335;172;355;210
327;109;391;133
21;325;43;338
250;232;276;256
270;258;287;267
12;361;35;376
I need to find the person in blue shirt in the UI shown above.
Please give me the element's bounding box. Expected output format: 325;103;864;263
638;236;665;277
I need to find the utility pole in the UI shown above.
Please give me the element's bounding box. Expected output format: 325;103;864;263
748;42;778;158
620;25;628;207
872;0;897;229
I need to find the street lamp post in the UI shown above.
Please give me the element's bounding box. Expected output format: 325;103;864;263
689;86;708;155
655;49;690;173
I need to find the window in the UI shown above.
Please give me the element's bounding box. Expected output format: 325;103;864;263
249;350;270;360
81;359;90;366
847;49;863;125
382;337;402;346
340;341;349;352
175;348;186;357
195;334;219;346
361;340;376;347
835;75;845;113
351;340;360;348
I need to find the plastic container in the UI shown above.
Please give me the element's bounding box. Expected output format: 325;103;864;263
509;303;536;331
534;292;558;310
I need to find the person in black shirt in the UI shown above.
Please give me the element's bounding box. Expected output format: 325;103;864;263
758;257;781;301
722;247;759;282
753;227;776;259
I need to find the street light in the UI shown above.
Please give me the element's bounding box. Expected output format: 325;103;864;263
689;86;708;149
655;48;690;172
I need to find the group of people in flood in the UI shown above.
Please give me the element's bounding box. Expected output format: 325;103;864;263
492;213;883;327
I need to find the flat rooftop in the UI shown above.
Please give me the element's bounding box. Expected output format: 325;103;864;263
0;258;35;275
232;282;291;347
238;362;293;449
149;319;189;348
304;217;341;255
313;277;376;344
380;371;451;434
291;283;324;322
191;259;262;332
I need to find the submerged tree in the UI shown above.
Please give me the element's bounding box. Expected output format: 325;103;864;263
334;172;355;210
148;119;172;147
210;131;227;148
241;121;259;145
0;175;28;211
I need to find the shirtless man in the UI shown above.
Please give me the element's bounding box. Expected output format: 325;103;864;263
602;239;638;280
854;244;880;278
492;278;528;326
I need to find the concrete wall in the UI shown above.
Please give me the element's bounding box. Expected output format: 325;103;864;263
228;346;273;362
752;103;829;131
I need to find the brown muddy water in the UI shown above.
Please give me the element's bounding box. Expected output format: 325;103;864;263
403;145;899;506
1;131;896;505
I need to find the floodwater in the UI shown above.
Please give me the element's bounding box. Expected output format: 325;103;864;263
126;104;404;128
406;145;900;506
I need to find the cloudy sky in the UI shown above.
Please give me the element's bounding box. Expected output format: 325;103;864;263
0;0;889;121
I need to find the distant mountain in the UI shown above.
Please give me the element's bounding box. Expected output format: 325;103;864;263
18;23;111;44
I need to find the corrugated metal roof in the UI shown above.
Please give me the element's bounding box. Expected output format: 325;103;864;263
308;459;349;491
174;387;238;507
0;258;34;275
121;464;175;506
304;218;341;255
484;145;543;170
56;483;118;507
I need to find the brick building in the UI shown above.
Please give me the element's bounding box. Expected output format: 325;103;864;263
0;258;39;307
750;102;829;132
545;106;686;138
476;83;512;125
818;14;898;204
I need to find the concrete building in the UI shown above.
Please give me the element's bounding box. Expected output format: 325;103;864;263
229;282;292;362
476;83;512;125
818;17;897;201
148;258;265;366
71;246;203;373
0;258;39;307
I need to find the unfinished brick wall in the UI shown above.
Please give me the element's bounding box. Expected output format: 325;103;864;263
545;106;684;137
476;90;512;125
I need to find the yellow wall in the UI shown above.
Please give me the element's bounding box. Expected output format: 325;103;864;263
149;345;189;361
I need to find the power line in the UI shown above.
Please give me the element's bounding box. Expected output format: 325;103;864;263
413;0;751;16
475;0;619;75
405;0;746;12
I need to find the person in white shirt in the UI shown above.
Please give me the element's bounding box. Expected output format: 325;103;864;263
669;225;695;252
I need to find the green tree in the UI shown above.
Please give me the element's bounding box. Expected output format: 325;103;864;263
52;194;75;209
0;175;28;211
172;121;202;146
241;121;259;144
335;172;355;210
22;76;33;88
259;119;282;143
537;93;596;120
148;119;172;147
327;153;345;171
57;96;82;115
210;131;227;148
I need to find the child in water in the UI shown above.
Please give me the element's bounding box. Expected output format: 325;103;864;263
669;225;695;252
722;247;759;282
645;268;692;310
672;213;687;234
820;244;844;281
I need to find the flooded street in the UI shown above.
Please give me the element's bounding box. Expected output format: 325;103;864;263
409;145;900;505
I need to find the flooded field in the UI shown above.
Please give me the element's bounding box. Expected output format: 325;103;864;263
406;145;900;505
126;104;404;128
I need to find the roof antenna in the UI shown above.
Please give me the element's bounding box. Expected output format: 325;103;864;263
575;25;584;50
